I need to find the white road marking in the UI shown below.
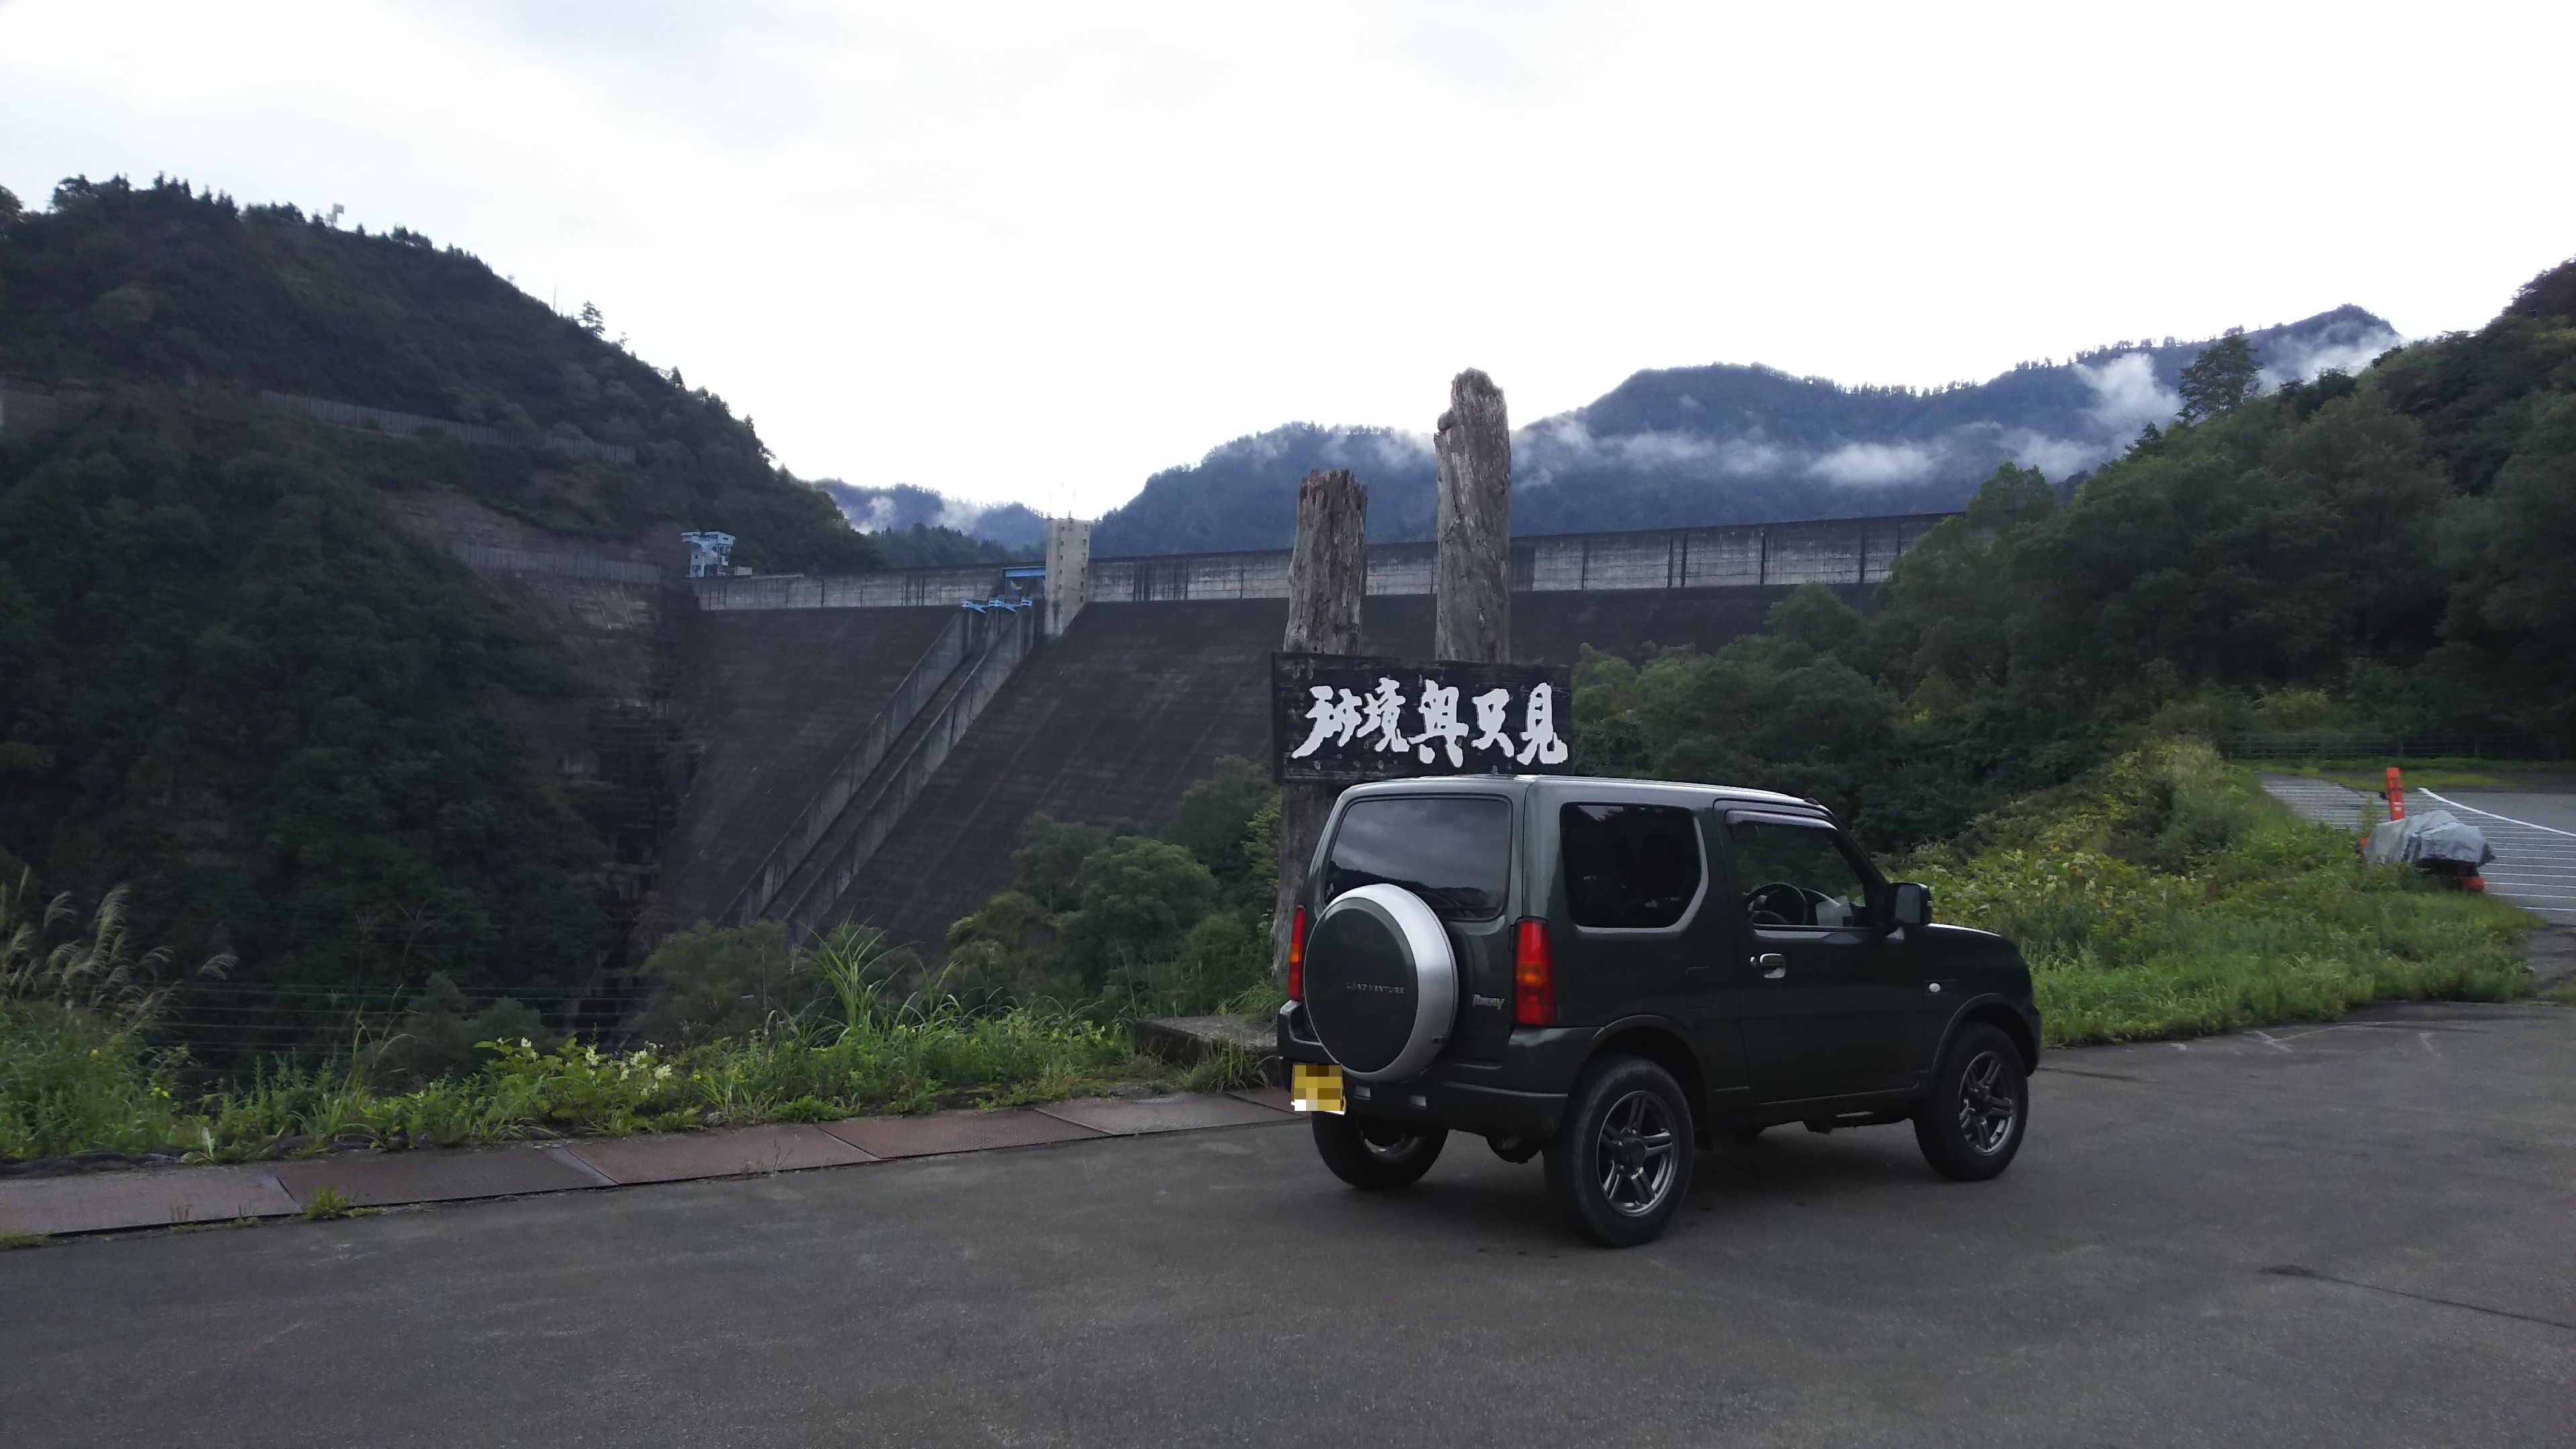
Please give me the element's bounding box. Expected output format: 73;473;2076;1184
2420;790;2576;839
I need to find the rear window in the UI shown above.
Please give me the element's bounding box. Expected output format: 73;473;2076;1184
1324;796;1512;920
1561;803;1703;928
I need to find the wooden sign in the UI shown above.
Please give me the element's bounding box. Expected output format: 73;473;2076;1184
1271;652;1575;784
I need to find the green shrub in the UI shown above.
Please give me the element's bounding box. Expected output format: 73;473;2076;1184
360;973;551;1087
634;919;806;1045
1900;739;2533;1046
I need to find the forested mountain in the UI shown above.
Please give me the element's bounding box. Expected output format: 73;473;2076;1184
1572;258;2576;847
0;176;887;1027
818;480;1047;557
1084;308;2400;554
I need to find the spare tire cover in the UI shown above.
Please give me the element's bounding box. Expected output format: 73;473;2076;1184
1303;883;1458;1082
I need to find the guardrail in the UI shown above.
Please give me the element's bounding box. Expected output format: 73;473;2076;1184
770;606;1042;933
691;513;1957;612
2220;735;2571;761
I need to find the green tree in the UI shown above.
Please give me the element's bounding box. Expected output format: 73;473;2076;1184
634;920;802;1046
2177;329;2262;424
1055;838;1218;985
1010;815;1128;912
1161;755;1276;904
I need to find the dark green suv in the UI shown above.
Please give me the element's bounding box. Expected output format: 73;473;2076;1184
1277;775;2040;1246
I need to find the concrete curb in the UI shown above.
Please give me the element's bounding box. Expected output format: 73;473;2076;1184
0;1091;1299;1242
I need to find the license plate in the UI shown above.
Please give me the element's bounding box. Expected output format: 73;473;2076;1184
1291;1063;1345;1114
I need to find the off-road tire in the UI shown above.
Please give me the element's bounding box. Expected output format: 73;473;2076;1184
1544;1055;1696;1247
1913;1023;2029;1181
1312;1112;1448;1190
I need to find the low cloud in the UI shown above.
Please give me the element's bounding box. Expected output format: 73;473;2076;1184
2076;352;2180;437
817;479;1034;541
2261;322;2404;390
1518;417;1790;486
1806;441;1939;487
1999;428;2102;479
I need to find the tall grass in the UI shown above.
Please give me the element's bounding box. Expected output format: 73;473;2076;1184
0;886;1155;1162
0;877;229;1159
1900;740;2536;1047
5;740;2546;1162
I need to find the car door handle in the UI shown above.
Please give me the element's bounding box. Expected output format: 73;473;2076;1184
1752;953;1786;979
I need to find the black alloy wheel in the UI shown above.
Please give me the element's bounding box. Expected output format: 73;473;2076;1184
1546;1055;1696;1246
1913;1022;2029;1181
1312;1112;1448;1191
1595;1091;1680;1216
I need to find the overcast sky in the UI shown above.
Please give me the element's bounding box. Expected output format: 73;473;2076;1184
5;1;2571;516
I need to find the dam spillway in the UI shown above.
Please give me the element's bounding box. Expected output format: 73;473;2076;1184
650;513;1950;951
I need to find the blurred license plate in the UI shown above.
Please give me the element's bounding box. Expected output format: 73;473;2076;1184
1291;1063;1344;1114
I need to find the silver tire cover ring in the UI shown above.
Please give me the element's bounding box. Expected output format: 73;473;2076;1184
1318;883;1458;1083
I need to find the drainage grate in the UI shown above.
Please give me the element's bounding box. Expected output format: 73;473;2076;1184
274;1147;603;1209
0;1166;299;1236
819;1109;1104;1159
1228;1085;1297;1114
1036;1094;1295;1135
562;1125;878;1185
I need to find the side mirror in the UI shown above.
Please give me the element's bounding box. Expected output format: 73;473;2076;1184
1889;881;1931;930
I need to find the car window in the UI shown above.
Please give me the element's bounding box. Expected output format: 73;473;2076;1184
1560;804;1702;929
1727;819;1871;928
1325;796;1511;919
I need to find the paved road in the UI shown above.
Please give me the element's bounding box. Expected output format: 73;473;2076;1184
2423;790;2576;925
4;1002;2571;1448
2258;776;2576;924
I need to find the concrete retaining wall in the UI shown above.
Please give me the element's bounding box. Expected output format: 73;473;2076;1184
452;541;665;585
0;379;99;438
260;390;639;465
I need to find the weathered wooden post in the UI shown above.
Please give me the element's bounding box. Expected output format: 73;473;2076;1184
1271;468;1367;979
1434;368;1512;664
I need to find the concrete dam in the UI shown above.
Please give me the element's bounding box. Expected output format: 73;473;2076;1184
645;513;1951;953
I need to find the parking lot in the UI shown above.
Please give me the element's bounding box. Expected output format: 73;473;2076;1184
2260;775;2576;925
3;1001;2569;1448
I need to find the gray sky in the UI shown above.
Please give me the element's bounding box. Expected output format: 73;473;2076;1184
5;1;2570;516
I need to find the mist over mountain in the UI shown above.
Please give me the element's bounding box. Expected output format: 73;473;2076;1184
868;307;2399;558
817;480;1048;553
1086;307;2400;554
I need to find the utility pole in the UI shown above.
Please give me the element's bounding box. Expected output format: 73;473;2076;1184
1271;468;1367;980
1434;368;1511;664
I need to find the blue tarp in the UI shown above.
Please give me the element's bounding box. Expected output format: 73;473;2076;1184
2363;809;2494;869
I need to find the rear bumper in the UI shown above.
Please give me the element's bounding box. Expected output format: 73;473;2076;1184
1277;1003;1569;1139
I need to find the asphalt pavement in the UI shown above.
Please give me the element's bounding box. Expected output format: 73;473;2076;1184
3;1002;2571;1448
2257;775;2576;924
2421;789;2576;925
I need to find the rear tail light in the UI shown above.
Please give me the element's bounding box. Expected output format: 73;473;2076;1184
1287;904;1308;1002
1513;917;1555;1027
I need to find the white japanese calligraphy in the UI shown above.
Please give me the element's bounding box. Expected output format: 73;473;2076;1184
1361;676;1409;753
1516;682;1568;765
1470;688;1515;755
1410;680;1467;767
1287;684;1362;759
